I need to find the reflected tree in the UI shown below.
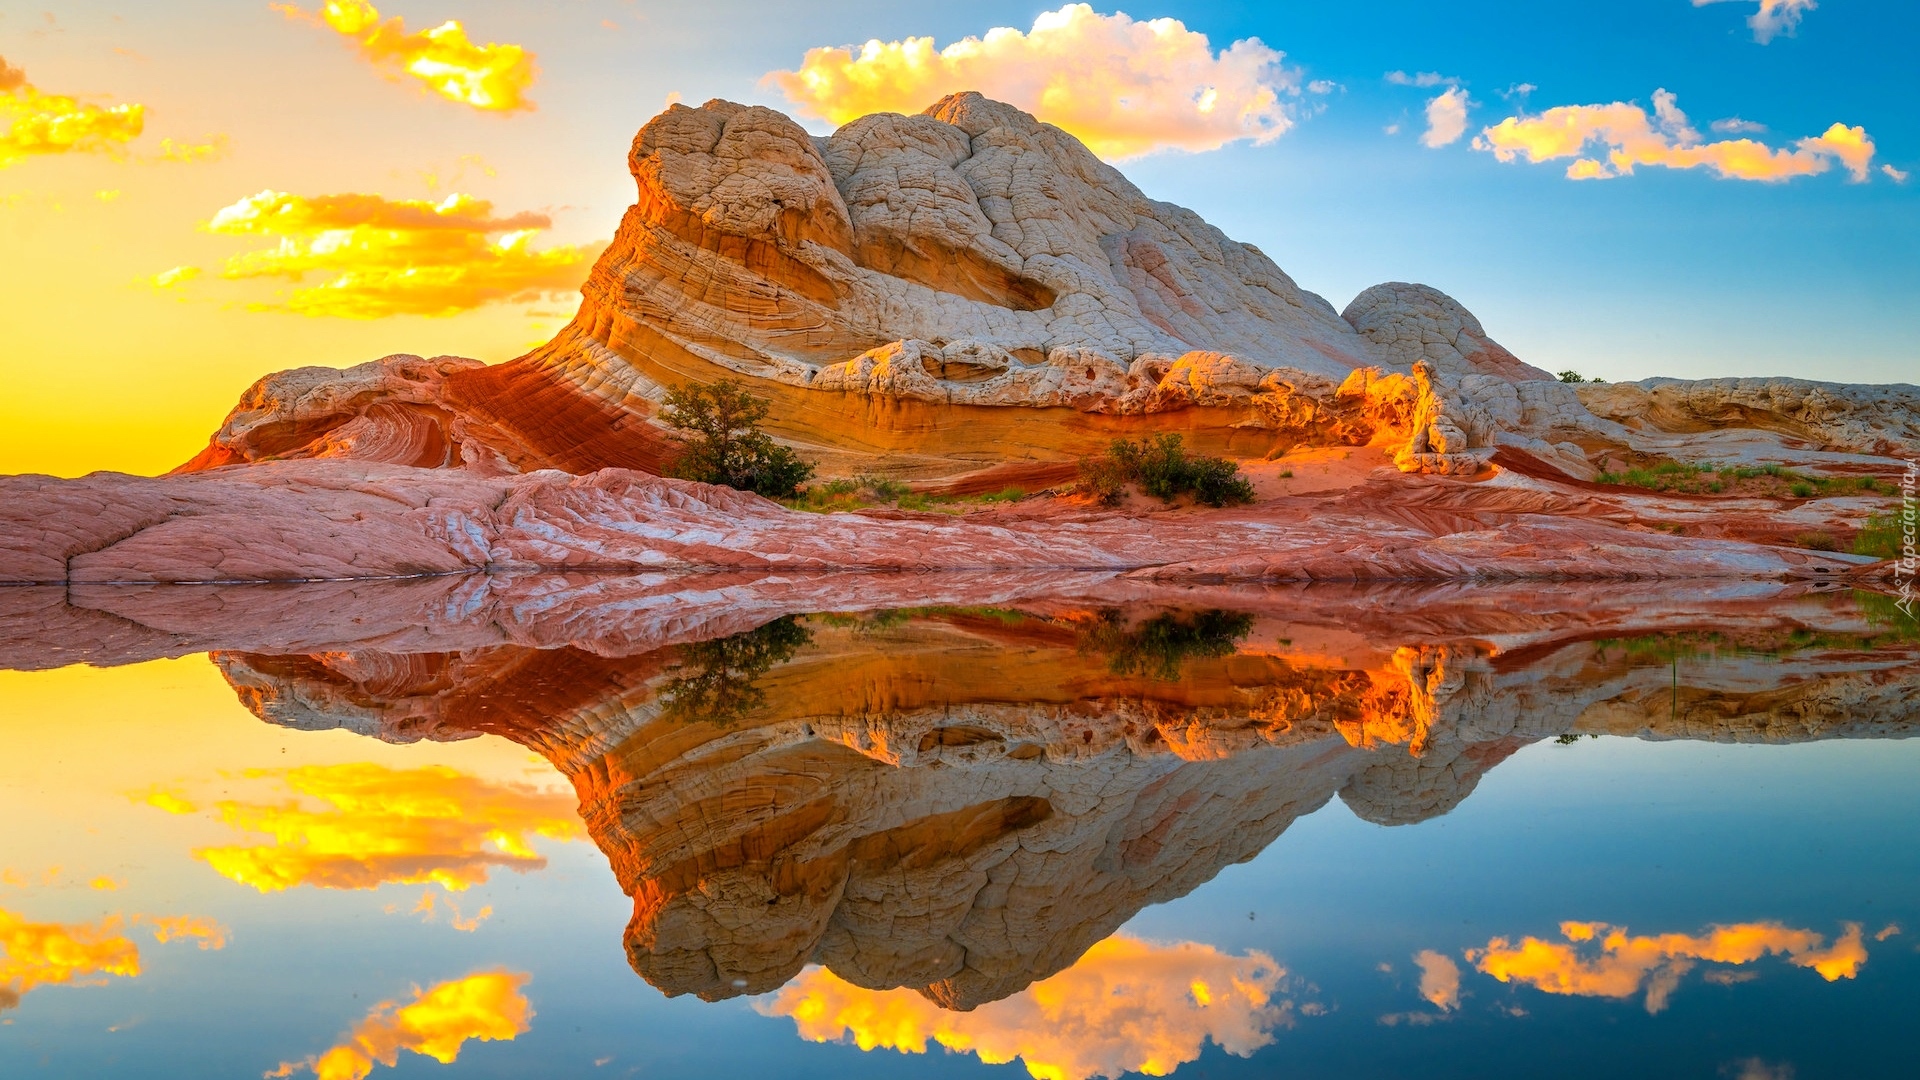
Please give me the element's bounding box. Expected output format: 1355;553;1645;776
1078;609;1255;681
660;616;813;724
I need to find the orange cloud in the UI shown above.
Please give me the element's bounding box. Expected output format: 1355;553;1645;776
158;134;231;163
140;914;230;950
276;1;536;112
164;763;581;893
1468;920;1872;1014
1412;949;1460;1010
199;190;602;317
1694;0;1818;44
758;935;1290;1080
0;55;145;168
0;907;142;1010
1476;89;1877;182
270;970;532;1080
765;3;1304;160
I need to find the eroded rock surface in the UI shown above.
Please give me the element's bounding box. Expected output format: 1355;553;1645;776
166;94;1917;488
159;594;1920;1010
1;458;1883;586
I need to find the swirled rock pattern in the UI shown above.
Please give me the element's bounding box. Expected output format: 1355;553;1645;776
166;93;1917;488
116;595;1915;1010
0;458;1884;587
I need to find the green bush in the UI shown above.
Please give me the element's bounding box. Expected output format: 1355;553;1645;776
661;378;814;498
1557;370;1588;383
1077;434;1255;507
1853;511;1906;560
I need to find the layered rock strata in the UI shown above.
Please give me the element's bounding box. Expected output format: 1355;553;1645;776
180;598;1920;1009
0;459;1885;586
167;94;1920;484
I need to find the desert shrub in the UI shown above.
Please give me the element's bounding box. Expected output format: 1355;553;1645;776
661;378;814;498
1794;531;1838;551
1077;434;1255;507
1557;370;1588;383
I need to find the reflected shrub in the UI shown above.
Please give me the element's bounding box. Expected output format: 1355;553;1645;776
1078;608;1255;681
660;616;813;723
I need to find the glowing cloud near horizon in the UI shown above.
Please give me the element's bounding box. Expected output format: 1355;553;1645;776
0;908;141;1010
1;907;230;1010
758;935;1291;1080
766;3;1305;160
0;55;145;168
1468;919;1880;1014
275;0;536;112
268;971;532;1080
197;190;603;318
152;763;583;892
1476;88;1876;182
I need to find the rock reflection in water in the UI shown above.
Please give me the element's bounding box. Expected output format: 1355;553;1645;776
178;583;1919;1024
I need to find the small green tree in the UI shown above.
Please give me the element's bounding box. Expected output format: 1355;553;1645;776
661;379;814;498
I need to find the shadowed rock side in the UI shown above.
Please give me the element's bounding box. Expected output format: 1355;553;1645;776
193;599;1920;1011
169;94;1918;484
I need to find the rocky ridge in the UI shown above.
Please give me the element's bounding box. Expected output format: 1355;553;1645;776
169;93;1918;486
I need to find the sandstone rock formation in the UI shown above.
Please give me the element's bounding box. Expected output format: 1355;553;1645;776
1;458;1885;586
165;93;1917;488
134;595;1917;1010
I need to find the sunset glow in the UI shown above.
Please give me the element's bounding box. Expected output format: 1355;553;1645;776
268;970;533;1080
759;935;1290;1080
150;763;582;893
768;3;1303;159
275;1;537;112
1468;920;1881;1013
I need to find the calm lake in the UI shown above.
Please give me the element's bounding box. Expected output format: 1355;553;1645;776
2;577;1916;1079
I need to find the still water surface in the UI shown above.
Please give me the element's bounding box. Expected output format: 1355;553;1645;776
2;586;1916;1079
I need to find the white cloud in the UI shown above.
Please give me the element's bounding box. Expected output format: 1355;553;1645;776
1694;0;1818;45
1386;71;1455;88
1421;87;1471;148
765;4;1305;159
1882;164;1909;183
1413;950;1462;1010
1711;117;1767;134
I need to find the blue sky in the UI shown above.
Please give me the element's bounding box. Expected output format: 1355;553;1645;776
2;0;1914;474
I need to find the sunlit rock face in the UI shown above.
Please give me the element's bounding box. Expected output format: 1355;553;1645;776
182;592;1920;1011
168;93;1918;483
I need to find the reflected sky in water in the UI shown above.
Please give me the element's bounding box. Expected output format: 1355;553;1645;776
2;599;1918;1080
